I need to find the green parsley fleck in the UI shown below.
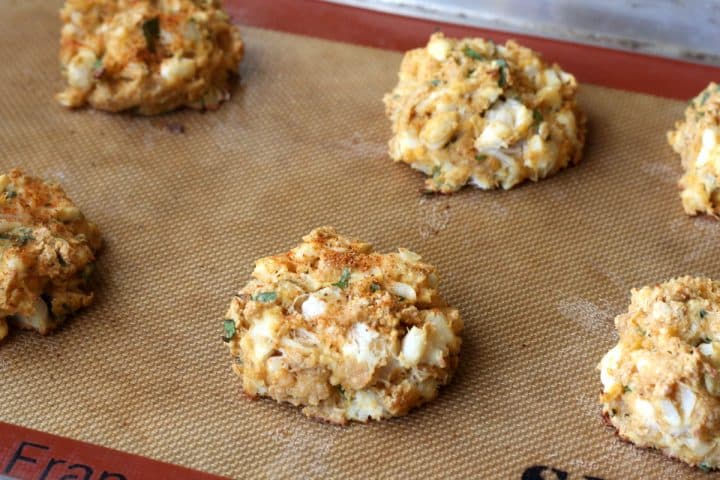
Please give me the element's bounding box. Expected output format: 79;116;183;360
142;17;161;53
623;385;632;393
475;154;487;162
635;326;646;337
700;91;711;105
332;267;351;289
222;319;236;343
4;190;16;199
253;291;277;303
336;384;347;399
81;263;94;282
700;463;712;473
463;45;484;60
429;79;441;87
370;283;381;292
0;227;34;246
533;109;543;126
700;309;708;319
496;59;508;87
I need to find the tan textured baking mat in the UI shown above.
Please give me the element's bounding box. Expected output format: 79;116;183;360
0;1;716;479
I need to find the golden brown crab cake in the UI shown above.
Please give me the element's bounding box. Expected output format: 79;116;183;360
223;227;463;424
56;0;244;115
383;32;585;193
668;83;720;216
598;276;720;471
0;169;101;342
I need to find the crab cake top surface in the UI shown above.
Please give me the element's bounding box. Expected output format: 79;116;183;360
668;82;720;217
0;169;101;342
224;227;463;424
383;32;585;193
57;0;244;115
599;276;720;470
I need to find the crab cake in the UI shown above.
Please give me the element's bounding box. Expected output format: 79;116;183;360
223;227;462;424
56;0;244;115
668;83;720;216
0;169;101;342
383;32;585;193
598;277;720;470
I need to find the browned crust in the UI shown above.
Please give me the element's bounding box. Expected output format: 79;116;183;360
600;404;715;472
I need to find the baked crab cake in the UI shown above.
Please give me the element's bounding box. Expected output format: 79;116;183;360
57;0;244;115
668;83;720;217
598;277;720;470
383;32;585;193
223;227;463;424
0;169;102;342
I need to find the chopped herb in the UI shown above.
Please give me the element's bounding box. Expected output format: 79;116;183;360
222;319;236;342
253;291;277;303
700;91;711;105
142;17;161;53
496;59;508;88
623;385;632;393
429;79;441;87
0;227;34;246
4;190;16;199
92;58;104;78
370;283;381;292
475;154;487;162
336;384;347;399
532;109;544;127
332;267;351;289
635;326;646;337
700;463;712;473
700;309;708;319
81;263;94;282
463;45;484;60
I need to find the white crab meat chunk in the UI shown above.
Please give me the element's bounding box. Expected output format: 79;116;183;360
599;344;623;392
246;309;281;363
301;294;327;320
342;323;382;367
346;390;385;421
696;128;719;168
475;99;532;150
67;48;98;92
13;298;51;334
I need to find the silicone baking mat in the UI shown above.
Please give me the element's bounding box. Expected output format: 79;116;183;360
0;1;716;478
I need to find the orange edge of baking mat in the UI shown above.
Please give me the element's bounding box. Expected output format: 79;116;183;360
226;0;720;100
0;2;716;477
0;421;227;480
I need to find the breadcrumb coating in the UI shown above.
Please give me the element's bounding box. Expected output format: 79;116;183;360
224;227;462;424
384;32;585;192
668;83;720;217
0;169;102;342
599;276;720;470
57;0;244;114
